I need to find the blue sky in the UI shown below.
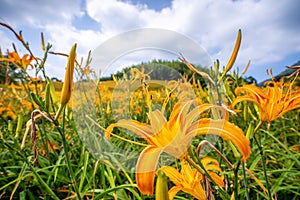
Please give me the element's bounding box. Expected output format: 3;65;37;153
0;0;299;82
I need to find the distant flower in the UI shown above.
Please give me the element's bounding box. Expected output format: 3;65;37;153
38;141;59;156
160;158;224;200
0;51;36;70
130;67;150;81
232;79;300;122
106;100;250;195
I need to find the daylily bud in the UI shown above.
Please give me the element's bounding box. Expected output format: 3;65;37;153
224;29;242;75
155;170;169;200
60;43;76;106
45;79;51;112
41;32;45;51
15;114;23;138
241;60;251;75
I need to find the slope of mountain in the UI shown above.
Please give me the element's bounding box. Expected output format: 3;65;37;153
258;60;299;86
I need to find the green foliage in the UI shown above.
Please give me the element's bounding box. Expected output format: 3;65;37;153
0;58;27;84
114;59;208;85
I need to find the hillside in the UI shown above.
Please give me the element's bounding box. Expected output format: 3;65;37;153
258;60;299;85
101;59;209;85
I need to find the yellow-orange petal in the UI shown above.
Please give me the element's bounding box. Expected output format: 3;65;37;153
235;85;267;102
182;182;206;200
160;166;183;186
168;102;183;127
231;96;259;109
136;146;163;195
168;186;183;200
105;120;154;142
161;162;206;200
187;119;250;162
201;157;224;187
0;57;12;62
185;104;227;125
167;100;195;131
148;110;166;134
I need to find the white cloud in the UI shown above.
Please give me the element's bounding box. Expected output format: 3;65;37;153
87;0;145;33
0;0;82;27
90;28;212;77
41;24;111;79
0;0;299;81
86;0;300;80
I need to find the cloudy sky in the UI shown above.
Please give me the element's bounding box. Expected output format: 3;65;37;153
0;0;299;82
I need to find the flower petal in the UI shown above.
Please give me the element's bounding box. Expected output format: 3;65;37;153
231;96;260;109
136;146;163;195
106;120;154;143
235;85;267;103
201;157;224;187
182;183;206;200
148;110;167;134
186;104;227;124
208;173;225;187
187;119;250;162
168;102;182;127
168;186;183;200
180;161;195;183
160;166;182;185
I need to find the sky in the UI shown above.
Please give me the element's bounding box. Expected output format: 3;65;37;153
0;0;300;82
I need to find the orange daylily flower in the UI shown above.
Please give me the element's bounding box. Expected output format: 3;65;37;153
130;67;151;81
160;158;223;200
232;79;300;122
200;157;225;187
106;100;250;195
38;141;59;156
0;51;36;70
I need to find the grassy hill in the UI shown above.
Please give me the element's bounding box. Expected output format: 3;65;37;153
258;60;299;85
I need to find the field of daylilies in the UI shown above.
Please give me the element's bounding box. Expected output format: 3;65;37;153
0;23;300;200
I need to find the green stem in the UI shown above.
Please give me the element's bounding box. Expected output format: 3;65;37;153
253;121;272;198
242;162;250;200
58;107;82;200
54;104;63;120
185;156;205;174
234;160;241;200
186;148;229;199
253;120;263;135
253;135;272;199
